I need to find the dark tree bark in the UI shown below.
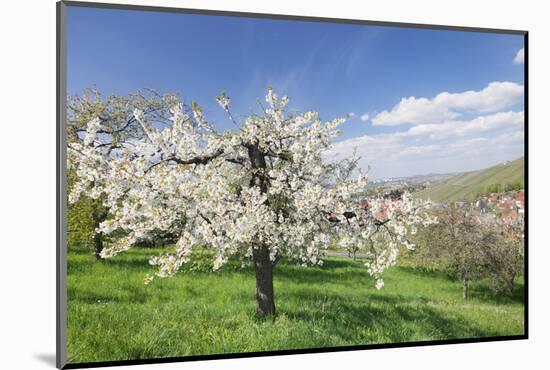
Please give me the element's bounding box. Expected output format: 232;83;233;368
247;142;276;317
462;271;469;300
93;231;104;260
506;273;516;295
253;246;276;317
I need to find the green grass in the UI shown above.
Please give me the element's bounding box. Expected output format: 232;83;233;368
67;246;525;364
415;157;524;202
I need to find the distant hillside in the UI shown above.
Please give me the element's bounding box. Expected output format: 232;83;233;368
415;157;524;202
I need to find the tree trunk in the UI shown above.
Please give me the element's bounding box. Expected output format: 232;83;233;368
507;274;516;295
352;249;357;261
93;232;104;260
462;271;469;300
247;142;275;317
253;246;275;317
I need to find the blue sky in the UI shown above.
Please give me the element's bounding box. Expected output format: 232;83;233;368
67;6;525;179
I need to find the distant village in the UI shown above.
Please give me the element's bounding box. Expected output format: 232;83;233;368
368;159;525;223
475;190;525;221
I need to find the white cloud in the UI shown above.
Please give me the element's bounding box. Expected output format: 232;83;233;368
348;112;356;118
405;111;524;139
513;48;524;64
372;96;457;126
371;81;523;126
360;113;370;122
325;110;524;179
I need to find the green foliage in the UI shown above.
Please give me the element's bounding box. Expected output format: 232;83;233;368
67;247;524;363
483;237;525;294
411;220;492;282
67;170;108;248
486;183;502;194
472;180;522;198
183;248;216;273
67;196;99;247
504;180;523;192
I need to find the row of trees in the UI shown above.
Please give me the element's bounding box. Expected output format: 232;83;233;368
479;181;523;197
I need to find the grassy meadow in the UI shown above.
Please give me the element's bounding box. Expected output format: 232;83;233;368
67;246;524;364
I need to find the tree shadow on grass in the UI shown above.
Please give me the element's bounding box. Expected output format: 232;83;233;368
67;285;152;304
367;265;525;305
467;282;525;305
274;262;371;286
396;265;456;281
99;257;152;270
67;254;151;275
282;291;500;344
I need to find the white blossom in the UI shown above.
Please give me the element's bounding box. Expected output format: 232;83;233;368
215;92;231;112
68;88;434;288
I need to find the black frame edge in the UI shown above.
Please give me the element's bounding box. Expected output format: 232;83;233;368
63;335;528;369
523;32;530;339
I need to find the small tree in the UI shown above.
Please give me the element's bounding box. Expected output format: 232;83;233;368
69;88;434;316
483;203;525;294
412;202;524;299
414;204;492;299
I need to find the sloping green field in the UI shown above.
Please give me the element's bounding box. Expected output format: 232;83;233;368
415;157;524;202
